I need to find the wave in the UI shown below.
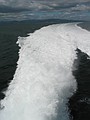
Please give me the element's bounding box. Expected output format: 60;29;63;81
0;23;90;120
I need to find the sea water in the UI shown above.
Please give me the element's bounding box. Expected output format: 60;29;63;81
0;23;90;120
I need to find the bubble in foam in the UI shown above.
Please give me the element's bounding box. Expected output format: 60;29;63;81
0;23;90;120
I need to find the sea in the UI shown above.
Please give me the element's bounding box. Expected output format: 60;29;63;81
0;1;90;120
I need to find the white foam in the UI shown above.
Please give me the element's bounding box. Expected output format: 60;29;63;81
0;23;90;120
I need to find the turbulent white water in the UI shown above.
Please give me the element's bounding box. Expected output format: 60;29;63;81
0;23;90;120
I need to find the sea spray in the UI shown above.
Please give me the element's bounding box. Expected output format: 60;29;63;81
0;23;90;120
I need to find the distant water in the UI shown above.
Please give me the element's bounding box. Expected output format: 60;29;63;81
0;20;90;120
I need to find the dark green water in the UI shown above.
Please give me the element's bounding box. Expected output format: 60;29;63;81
69;49;90;120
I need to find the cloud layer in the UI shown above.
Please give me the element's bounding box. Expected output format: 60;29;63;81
0;0;90;21
0;0;90;10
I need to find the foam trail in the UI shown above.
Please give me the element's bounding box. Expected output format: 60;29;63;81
0;23;90;120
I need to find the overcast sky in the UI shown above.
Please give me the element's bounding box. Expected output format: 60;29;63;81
0;0;90;21
0;0;90;9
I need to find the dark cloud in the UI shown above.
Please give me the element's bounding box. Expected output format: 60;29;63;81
0;0;90;10
0;0;90;21
0;0;90;13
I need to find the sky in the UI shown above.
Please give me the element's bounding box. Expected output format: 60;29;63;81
0;0;90;21
0;0;90;10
